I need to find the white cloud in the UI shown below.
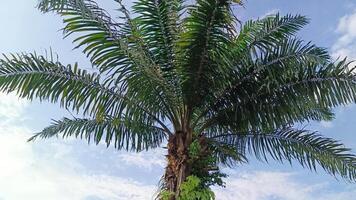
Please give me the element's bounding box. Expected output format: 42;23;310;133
0;92;27;121
0;93;158;200
0;131;156;200
213;171;356;200
117;148;166;170
332;10;356;60
320;121;334;128
214;172;314;200
260;9;280;19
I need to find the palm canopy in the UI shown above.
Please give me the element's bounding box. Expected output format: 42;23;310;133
1;0;356;191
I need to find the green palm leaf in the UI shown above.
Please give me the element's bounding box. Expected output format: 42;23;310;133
29;117;167;151
39;0;126;69
38;0;182;127
211;127;356;181
0;53;171;134
196;38;355;131
235;14;309;53
177;0;237;108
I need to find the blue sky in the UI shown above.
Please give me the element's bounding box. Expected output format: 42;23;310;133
0;0;356;199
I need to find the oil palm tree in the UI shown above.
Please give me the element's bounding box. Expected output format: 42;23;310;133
0;0;356;199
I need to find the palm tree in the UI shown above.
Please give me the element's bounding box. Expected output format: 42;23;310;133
0;0;355;199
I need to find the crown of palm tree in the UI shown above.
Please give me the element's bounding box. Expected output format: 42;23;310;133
0;0;355;199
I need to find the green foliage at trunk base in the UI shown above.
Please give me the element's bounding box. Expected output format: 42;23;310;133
158;176;215;200
188;138;227;188
179;176;215;200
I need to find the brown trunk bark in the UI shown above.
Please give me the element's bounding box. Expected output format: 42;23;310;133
164;131;192;200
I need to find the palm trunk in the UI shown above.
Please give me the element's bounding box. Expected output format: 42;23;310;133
164;131;192;200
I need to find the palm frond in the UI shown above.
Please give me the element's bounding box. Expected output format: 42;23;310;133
0;53;113;115
210;140;247;167
132;1;184;111
236;38;331;83
25;0;180;131
195;38;355;131
200;106;335;138
235;14;309;53
133;0;183;69
177;0;238;108
38;0;127;70
211;127;356;181
0;53;172;134
29;117;167;151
